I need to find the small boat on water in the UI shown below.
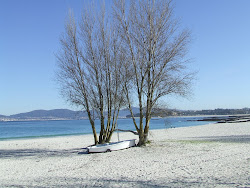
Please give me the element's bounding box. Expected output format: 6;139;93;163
87;139;136;153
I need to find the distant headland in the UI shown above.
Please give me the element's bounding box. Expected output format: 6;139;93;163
1;108;250;122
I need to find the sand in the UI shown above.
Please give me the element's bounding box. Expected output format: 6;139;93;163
0;122;249;187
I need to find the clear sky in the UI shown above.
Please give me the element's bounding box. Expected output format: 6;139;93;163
1;0;250;115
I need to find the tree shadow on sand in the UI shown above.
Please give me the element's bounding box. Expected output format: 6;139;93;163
190;135;250;143
2;176;248;188
0;148;89;159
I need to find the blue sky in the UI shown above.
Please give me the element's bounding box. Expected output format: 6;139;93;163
1;0;250;115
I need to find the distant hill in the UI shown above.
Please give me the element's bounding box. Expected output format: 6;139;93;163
118;107;140;117
1;107;249;121
180;108;250;116
0;108;137;121
9;109;88;120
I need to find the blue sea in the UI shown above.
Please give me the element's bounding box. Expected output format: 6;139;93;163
0;117;214;140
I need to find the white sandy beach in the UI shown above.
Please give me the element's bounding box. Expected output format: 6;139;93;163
0;122;249;187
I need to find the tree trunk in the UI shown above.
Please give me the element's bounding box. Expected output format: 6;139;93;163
90;120;98;145
105;130;114;143
138;117;150;146
138;131;148;146
99;114;105;144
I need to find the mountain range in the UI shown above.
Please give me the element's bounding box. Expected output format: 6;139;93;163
0;108;139;121
1;107;250;121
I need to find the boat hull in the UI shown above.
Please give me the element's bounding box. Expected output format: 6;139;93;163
87;139;136;153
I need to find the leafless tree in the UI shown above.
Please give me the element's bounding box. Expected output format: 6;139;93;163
113;0;195;146
57;0;195;146
56;6;126;145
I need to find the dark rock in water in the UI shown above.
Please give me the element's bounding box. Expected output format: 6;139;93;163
197;118;228;122
188;116;230;122
189;115;250;123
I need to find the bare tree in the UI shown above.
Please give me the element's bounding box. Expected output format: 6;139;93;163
56;6;126;145
113;0;195;146
56;0;195;147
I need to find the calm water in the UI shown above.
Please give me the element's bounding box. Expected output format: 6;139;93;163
0;117;214;140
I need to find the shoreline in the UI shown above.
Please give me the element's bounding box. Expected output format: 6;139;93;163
0;122;249;187
0;117;215;141
0;132;91;142
2;113;250;122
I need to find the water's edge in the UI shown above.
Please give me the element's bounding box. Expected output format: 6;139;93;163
0;117;215;141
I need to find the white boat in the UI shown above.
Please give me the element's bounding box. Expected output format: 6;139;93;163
87;139;136;153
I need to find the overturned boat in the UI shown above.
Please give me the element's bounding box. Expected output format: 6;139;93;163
87;139;136;153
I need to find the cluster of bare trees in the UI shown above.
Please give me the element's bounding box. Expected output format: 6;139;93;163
56;0;195;146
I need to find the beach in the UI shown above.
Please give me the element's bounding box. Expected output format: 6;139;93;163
0;122;249;187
